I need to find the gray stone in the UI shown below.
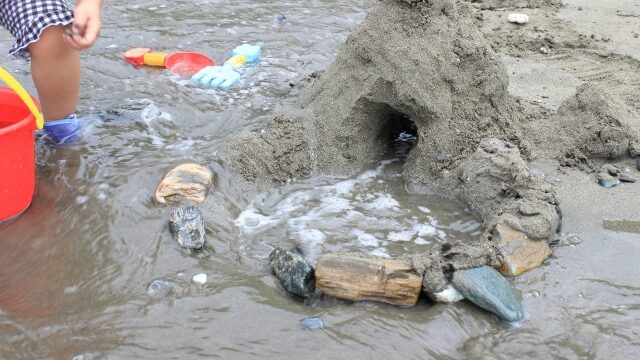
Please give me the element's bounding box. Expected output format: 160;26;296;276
600;164;620;177
299;317;324;330
619;173;637;183
169;206;206;250
452;266;526;322
597;172;620;189
636;156;640;170
269;247;315;298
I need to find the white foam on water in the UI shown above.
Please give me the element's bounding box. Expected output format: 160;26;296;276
388;230;414;242
319;196;353;213
414;223;437;237
363;193;400;212
235;206;277;229
298;228;326;246
140;103;172;124
369;248;390;257
352;229;380;247
235;159;471;258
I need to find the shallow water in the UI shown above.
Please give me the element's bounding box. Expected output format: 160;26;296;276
2;1;640;359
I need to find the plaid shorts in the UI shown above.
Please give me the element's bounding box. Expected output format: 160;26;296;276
0;0;74;58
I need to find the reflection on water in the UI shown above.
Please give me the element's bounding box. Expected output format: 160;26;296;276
1;0;640;359
603;220;640;234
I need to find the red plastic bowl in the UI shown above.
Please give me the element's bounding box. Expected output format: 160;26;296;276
165;52;216;75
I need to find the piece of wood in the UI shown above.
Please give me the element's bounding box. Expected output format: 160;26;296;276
315;253;423;306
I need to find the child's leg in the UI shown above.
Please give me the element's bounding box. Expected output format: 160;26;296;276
28;25;80;121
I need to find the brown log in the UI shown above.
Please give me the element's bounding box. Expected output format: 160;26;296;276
315;253;423;306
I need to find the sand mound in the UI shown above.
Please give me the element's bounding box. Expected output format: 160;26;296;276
299;0;522;183
445;138;560;240
219;0;525;191
216;112;312;192
217;0;560;241
556;83;640;167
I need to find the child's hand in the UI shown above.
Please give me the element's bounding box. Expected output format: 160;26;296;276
64;0;103;50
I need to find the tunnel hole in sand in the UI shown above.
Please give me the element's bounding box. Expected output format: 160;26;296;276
375;105;418;159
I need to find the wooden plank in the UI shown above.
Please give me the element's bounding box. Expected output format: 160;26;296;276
315;253;423;306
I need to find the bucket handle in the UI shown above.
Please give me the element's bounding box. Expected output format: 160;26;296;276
0;66;44;129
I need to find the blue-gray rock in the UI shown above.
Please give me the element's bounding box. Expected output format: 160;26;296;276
597;173;620;189
452;266;526;322
269;247;315;298
619;173;637;183
299;317;324;330
636;156;640;171
169;206;205;250
147;280;172;298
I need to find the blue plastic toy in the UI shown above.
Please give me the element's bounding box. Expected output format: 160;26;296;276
191;65;240;89
191;44;261;89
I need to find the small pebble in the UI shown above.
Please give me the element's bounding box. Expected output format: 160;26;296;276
276;14;286;22
507;13;529;25
597;172;620;189
299;317;324;330
430;285;465;303
192;273;207;285
147;280;172;298
619;173;637;183
539;47;549;54
600;164;620;177
636;156;640;170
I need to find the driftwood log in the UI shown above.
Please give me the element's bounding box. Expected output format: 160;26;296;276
315;253;423;306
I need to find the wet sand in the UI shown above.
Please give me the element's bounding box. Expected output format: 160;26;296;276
475;1;640;357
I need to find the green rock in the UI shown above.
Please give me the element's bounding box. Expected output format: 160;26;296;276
452;266;526;322
269;248;315;298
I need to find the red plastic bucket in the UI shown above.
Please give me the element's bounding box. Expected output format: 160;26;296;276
0;87;39;222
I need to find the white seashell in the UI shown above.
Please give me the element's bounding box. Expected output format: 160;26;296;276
507;13;530;24
192;273;207;285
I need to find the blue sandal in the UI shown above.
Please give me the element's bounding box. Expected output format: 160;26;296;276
43;114;83;144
